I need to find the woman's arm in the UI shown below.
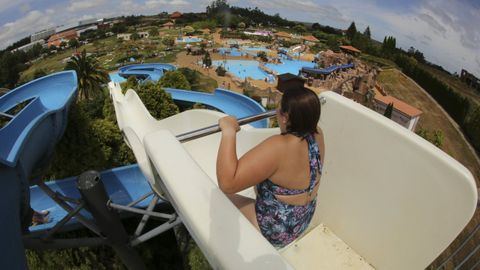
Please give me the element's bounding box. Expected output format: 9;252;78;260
216;116;281;194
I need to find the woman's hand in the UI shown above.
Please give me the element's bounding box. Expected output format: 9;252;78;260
219;116;240;136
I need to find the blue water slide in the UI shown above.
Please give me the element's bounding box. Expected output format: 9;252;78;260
29;164;154;233
0;71;78;269
301;63;354;75
118;63;176;81
164;88;268;128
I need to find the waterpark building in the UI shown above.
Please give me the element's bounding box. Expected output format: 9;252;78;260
170;11;182;20
11;40;46;53
31;27;56;42
302;35;319;46
162;22;175;29
460;69;480;91
47;30;78;47
339;45;361;56
117;33;132;41
274;31;292;41
374;94;422;131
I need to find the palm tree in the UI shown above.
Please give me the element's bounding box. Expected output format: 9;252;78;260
65;49;109;100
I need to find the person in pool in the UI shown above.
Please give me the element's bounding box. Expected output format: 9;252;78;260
216;87;325;248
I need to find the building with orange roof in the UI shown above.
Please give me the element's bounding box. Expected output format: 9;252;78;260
339;45;361;55
302;36;320;43
274;31;292;40
170;11;182;20
374;94;422;131
47;30;78;47
163;21;174;29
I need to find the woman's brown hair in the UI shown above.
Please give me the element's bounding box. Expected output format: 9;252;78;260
280;87;320;138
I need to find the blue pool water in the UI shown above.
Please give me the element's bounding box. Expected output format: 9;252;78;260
218;48;243;57
212;60;268;80
109;72;126;83
241;47;268;52
266;59;315;75
177;37;203;43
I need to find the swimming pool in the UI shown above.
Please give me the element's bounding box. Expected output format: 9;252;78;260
212;60;269;80
177;37;203;43
266;59;315;75
241;47;269;52
218;48;244;57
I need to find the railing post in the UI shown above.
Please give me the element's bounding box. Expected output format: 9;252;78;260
76;171;146;270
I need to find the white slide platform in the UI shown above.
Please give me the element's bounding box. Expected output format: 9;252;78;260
109;82;477;269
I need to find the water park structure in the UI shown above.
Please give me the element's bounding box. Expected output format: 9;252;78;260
0;65;477;269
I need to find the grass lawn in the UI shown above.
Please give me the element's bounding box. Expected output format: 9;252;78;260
378;68;480;185
359;54;398;69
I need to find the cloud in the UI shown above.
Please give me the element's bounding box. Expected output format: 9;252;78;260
67;0;107;12
249;0;348;23
417;13;446;35
0;10;53;48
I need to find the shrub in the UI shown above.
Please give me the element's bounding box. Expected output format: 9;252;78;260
216;65;227;76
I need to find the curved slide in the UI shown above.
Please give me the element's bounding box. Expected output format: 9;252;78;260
164;88;268;128
301;63;354;75
112;79;477;269
118;63;176;81
0;71;78;269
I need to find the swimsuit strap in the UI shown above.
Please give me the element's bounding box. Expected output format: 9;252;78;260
305;133;322;193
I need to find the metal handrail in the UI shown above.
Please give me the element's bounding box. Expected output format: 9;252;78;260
0;111;14;118
176;96;327;143
436;199;480;269
177;110;277;143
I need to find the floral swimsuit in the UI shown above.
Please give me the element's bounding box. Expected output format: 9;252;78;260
255;133;322;248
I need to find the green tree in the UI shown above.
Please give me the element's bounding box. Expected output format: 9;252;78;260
33;69;47;79
68;39;80;48
162;36;175;47
382;36;396;55
311;23;321;30
65;49;110;100
293;24;307;33
183;26;195;35
346;21;357;40
149;27;159;37
136;81;180;119
238;22;246;29
158;70;191;90
131;33;140;40
363;26;371;39
257;51;268;62
383;102;394;118
203;51;212;67
0;52;22;88
215;65;226;76
432;130;444;148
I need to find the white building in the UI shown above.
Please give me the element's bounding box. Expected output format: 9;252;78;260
138;32;150;39
31;27;56;42
11;40;46;53
77;25;98;36
117;33;132;41
374;94;422;131
79;18;103;26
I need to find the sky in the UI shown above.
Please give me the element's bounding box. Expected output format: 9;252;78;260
0;0;479;77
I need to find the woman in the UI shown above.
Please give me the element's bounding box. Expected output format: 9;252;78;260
216;87;325;248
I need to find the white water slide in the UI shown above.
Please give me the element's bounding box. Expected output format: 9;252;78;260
108;82;477;270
